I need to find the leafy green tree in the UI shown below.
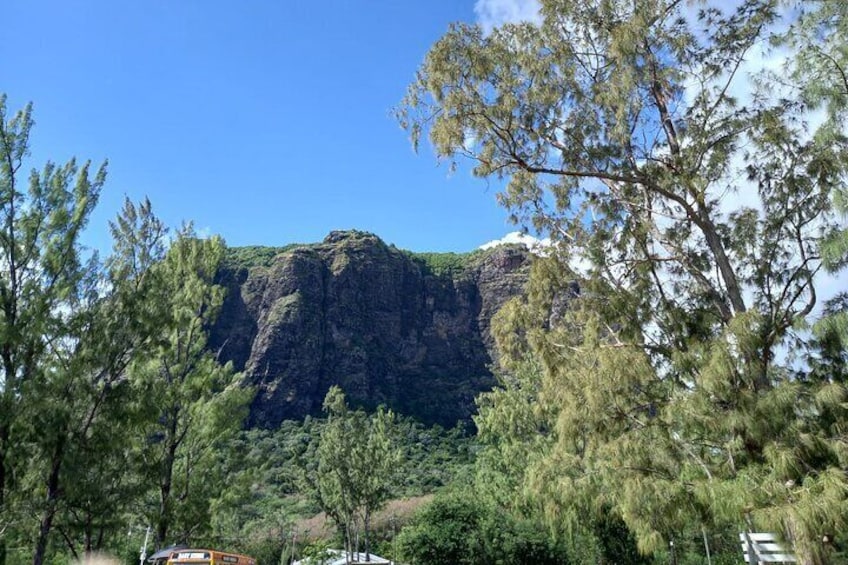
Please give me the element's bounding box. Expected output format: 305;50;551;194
785;0;848;125
474;357;551;514
133;228;253;549
314;387;360;561
25;207;167;565
0;97;173;565
475;356;650;565
395;492;485;565
0;95;105;565
356;406;399;560
401;1;848;561
396;490;572;565
44;198;171;560
807;7;848;553
311;387;399;563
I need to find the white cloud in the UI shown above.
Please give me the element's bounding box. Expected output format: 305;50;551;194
479;230;550;252
196;225;213;239
673;6;841;312
474;0;541;34
812;270;846;320
479;231;601;282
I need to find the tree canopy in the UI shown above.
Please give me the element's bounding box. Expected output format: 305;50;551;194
308;387;400;564
0;96;253;565
401;0;848;562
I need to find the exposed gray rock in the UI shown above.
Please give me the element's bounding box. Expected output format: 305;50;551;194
210;231;530;428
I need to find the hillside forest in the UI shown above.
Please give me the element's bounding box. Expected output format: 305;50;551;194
3;1;848;564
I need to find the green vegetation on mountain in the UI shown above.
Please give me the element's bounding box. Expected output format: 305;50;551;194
204;412;476;563
225;242;496;280
223;244;307;271
405;250;479;277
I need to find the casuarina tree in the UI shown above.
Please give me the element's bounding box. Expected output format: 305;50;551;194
401;1;848;562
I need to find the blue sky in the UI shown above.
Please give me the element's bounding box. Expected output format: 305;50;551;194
2;0;533;253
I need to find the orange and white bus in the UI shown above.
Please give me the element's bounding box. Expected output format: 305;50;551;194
166;548;256;565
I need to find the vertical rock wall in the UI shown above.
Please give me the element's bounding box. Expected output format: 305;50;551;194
209;231;530;428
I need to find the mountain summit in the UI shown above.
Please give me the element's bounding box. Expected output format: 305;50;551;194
210;230;530;427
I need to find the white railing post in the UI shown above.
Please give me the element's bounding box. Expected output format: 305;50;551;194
740;531;797;563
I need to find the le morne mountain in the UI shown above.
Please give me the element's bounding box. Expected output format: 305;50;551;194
209;229;531;428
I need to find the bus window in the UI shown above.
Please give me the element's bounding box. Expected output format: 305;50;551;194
167;549;255;565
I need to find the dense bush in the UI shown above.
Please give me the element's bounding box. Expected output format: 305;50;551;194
396;492;571;565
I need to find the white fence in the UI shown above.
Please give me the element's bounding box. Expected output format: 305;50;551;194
739;532;797;563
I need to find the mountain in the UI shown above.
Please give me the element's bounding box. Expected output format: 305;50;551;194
209;230;531;428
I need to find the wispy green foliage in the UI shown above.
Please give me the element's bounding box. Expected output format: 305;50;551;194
0;96;179;565
131;226;254;548
310;387;400;561
783;1;848;125
401;0;848;561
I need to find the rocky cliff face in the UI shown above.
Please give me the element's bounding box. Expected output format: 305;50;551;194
210;230;530;428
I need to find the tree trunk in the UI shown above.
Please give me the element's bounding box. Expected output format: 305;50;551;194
157;411;180;548
157;473;172;550
84;517;92;556
786;519;819;565
345;520;352;565
697;211;747;317
364;509;371;562
33;434;65;565
0;421;8;565
95;524;104;552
